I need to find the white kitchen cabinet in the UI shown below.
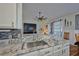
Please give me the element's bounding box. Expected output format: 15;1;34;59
21;51;39;56
54;44;62;52
53;44;63;56
0;3;22;29
62;40;69;56
44;52;53;56
39;47;53;56
53;40;69;56
62;46;69;56
0;3;16;28
18;47;53;56
54;50;62;56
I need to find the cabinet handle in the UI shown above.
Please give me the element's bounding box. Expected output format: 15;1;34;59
12;22;14;27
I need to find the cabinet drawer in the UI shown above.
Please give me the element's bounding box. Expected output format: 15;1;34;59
21;51;39;56
54;45;62;52
44;52;53;56
54;50;62;56
39;47;53;56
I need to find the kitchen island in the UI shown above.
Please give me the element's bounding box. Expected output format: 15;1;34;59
0;35;69;56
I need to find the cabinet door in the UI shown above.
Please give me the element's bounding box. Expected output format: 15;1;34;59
21;51;39;56
44;52;53;56
75;14;79;29
0;4;16;28
54;50;62;56
39;47;53;56
54;44;62;52
62;46;69;56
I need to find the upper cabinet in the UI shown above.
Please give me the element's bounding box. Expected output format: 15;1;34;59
0;3;16;28
75;14;79;30
0;3;22;29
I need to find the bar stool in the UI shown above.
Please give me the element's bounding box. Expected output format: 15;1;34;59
75;34;79;54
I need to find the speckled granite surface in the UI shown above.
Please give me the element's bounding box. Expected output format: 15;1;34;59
0;34;68;56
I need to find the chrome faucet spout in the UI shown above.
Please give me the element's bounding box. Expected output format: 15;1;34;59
21;42;25;50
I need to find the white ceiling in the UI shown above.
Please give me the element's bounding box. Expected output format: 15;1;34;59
22;3;79;20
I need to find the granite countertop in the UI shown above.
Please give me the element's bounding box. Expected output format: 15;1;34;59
0;37;69;56
16;40;63;56
0;40;52;56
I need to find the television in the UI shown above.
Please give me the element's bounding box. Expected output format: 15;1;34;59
23;23;37;34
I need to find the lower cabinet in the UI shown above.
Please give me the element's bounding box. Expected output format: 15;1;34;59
21;47;53;56
44;52;53;56
62;46;69;56
19;44;69;56
62;42;70;56
53;47;69;56
54;44;62;52
53;44;63;56
39;47;53;56
21;51;39;56
54;50;62;56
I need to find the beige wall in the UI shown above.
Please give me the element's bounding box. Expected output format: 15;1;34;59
22;4;79;44
55;12;79;45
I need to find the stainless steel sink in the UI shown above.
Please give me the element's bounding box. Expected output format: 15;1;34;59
27;40;48;48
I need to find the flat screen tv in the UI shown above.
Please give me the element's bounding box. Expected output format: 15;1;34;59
23;23;37;34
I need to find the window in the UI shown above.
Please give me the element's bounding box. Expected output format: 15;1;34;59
51;20;62;38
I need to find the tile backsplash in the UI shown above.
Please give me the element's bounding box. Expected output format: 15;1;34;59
0;29;21;39
10;29;21;39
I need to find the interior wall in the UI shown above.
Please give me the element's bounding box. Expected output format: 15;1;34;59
22;4;52;34
22;3;79;44
51;12;79;45
22;4;55;23
57;12;79;45
62;13;75;45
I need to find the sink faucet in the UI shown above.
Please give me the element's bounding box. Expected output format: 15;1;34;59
20;37;27;50
21;42;25;50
